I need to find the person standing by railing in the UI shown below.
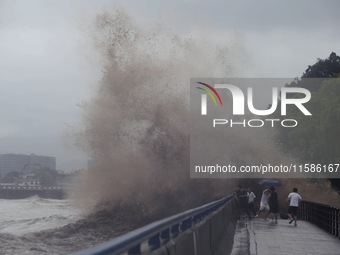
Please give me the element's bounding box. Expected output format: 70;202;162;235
236;185;251;220
247;188;257;217
287;187;302;227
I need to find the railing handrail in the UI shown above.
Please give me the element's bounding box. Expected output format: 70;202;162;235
299;200;340;238
301;200;340;209
72;195;234;255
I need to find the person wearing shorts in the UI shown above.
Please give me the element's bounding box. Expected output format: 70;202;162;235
288;187;302;227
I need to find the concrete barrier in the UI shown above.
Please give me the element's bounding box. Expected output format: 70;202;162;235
150;230;195;255
211;210;228;255
73;195;238;255
151;197;238;255
194;219;213;255
172;231;196;255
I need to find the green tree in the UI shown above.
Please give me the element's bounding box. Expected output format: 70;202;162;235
274;52;340;189
303;52;340;79
279;79;340;164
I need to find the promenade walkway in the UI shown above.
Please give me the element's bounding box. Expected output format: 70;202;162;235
231;217;340;255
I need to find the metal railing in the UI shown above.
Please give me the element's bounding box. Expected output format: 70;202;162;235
299;201;340;238
72;195;237;255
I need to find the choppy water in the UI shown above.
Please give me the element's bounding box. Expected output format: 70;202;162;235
0;196;137;255
0;196;81;236
0;196;81;255
0;196;82;254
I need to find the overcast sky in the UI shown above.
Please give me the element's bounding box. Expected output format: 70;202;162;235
0;0;339;171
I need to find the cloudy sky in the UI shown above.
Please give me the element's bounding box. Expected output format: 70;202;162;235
0;0;339;171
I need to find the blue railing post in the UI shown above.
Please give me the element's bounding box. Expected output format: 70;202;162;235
181;218;192;231
148;234;161;250
160;228;170;243
171;223;180;238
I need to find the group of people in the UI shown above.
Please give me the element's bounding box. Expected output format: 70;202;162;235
236;185;302;226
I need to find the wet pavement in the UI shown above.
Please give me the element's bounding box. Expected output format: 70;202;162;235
231;217;340;255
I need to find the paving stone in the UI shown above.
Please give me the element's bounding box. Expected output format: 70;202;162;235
231;218;340;255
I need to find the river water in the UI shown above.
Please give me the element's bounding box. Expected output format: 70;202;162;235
0;196;82;254
0;196;138;254
0;196;81;236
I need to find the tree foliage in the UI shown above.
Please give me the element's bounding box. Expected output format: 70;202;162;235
276;52;340;165
275;52;340;188
277;79;340;164
303;52;340;79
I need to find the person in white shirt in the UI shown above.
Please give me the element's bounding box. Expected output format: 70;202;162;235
287;187;302;227
257;189;270;219
247;189;257;217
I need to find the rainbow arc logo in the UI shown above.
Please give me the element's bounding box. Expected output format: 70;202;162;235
196;82;223;115
196;82;223;106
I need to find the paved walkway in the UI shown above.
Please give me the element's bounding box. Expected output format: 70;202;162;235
231;217;340;255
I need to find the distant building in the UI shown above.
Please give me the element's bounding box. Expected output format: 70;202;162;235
0;153;56;177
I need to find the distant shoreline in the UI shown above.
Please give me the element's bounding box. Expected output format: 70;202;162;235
0;186;65;199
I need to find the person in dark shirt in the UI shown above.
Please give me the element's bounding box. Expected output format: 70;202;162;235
266;186;279;224
236;185;251;220
247;188;257;217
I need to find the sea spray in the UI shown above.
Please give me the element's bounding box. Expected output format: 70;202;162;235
71;9;340;221
71;9;247;217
